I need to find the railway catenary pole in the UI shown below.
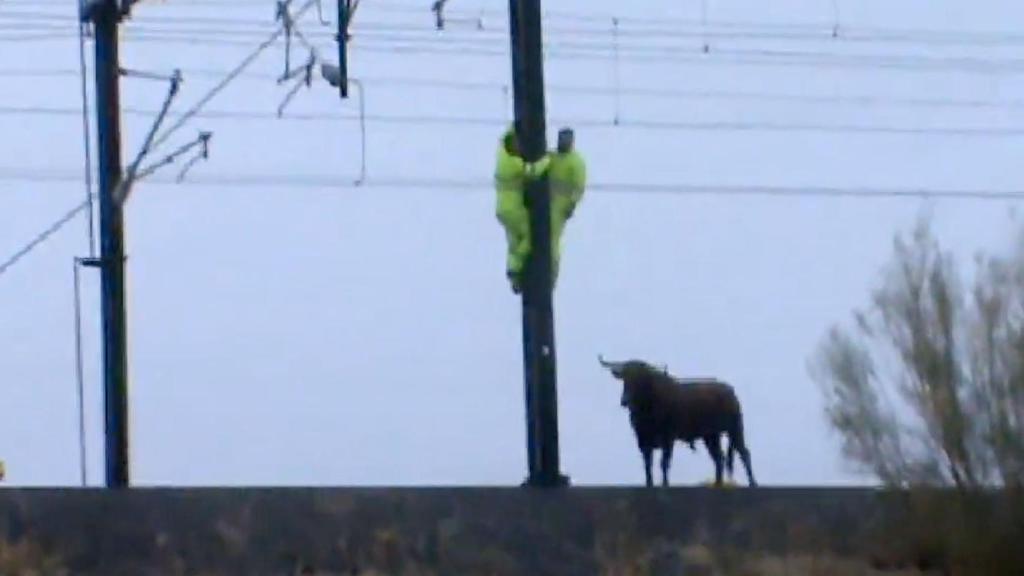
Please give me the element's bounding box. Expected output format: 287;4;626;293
85;0;131;488
507;0;568;487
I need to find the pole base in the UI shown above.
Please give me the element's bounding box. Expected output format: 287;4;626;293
521;473;571;488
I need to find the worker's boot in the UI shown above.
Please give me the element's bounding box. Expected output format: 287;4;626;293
507;269;522;294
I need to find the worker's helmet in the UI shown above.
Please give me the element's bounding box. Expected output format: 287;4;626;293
503;129;519;155
557;127;574;153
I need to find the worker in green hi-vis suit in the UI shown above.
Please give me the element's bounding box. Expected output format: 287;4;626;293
546;127;587;287
494;125;530;294
494;125;586;293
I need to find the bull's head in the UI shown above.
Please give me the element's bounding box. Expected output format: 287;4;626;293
598;355;665;408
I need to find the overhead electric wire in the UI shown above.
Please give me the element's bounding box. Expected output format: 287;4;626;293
0;199;91;279
120;18;1024;49
0;21;69;31
0;32;73;42
370;1;1024;48
98;18;1024;51
75;0;95;257
9;7;1024;62
2;167;1024;202
0;0;316;276
78;15;1024;47
829;0;841;32
52;0;1024;47
5;103;1024;138
10;10;1024;75
12;0;1024;49
5;65;1024;111
64;32;1024;76
147;0;319;150
0;9;70;22
63;18;1024;59
3;5;1023;209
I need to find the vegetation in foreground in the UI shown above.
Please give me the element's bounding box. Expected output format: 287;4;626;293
811;213;1024;575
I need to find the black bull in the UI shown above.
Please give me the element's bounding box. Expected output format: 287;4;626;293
599;356;757;487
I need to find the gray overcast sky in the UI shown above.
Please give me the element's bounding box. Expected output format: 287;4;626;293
2;0;1023;487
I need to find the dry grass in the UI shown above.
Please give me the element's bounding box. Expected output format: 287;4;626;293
0;538;66;576
629;545;937;576
748;555;934;576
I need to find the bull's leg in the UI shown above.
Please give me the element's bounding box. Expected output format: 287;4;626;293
731;417;758;487
660;439;674;487
725;434;736;481
703;435;724;487
641;446;654;487
738;445;757;487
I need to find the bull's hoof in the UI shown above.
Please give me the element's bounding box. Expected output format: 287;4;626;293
698;479;738;488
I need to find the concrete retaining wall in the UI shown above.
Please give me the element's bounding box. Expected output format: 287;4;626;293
0;487;956;575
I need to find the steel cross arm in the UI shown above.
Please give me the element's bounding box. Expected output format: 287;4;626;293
116;69;182;204
134;132;212;182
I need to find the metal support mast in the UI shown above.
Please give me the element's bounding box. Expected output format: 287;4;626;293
87;0;131;488
507;0;567;488
336;0;352;97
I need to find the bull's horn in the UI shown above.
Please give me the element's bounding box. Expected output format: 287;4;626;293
597;355;625;372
